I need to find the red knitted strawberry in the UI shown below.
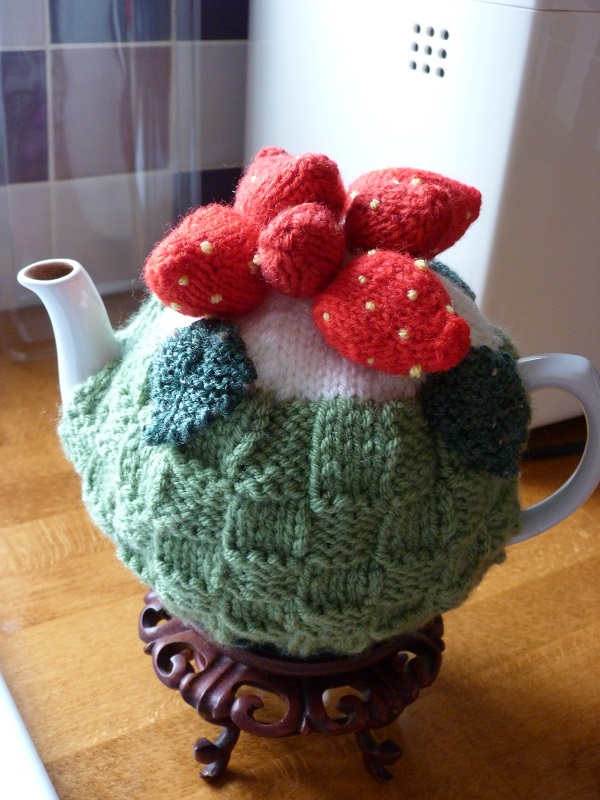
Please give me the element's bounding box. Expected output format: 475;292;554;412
232;147;348;297
144;204;266;318
144;149;478;382
345;168;481;258
234;146;346;228
257;202;346;297
312;250;471;376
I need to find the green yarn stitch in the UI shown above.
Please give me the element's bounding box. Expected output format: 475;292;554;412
422;346;531;478
59;296;523;657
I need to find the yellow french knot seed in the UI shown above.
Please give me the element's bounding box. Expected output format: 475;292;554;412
358;275;368;284
365;301;376;311
210;293;223;304
446;304;455;314
414;259;428;270
398;328;409;339
322;312;330;322
408;289;418;301
367;249;377;255
178;275;190;286
370;198;381;210
410;365;423;378
170;302;182;311
367;357;375;365
200;241;214;255
411;176;422;185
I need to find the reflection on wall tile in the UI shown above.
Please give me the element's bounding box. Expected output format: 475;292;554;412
53;173;172;292
1;0;249;332
0;51;47;184
172;170;202;221
199;42;247;165
52;48;131;178
173;42;246;171
8;184;52;270
0;183;52;308
137;171;176;256
0;1;47;48
131;47;171;169
53;47;170;180
53;175;139;290
133;0;172;41
172;166;243;220
50;0;171;44
177;0;249;41
50;0;122;43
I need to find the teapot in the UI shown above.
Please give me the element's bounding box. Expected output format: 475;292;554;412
17;148;600;659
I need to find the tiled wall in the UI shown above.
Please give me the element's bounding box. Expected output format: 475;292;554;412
0;0;249;322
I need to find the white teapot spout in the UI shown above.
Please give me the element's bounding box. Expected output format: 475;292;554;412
17;259;122;407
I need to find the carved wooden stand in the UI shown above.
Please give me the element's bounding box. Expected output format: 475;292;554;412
139;591;444;783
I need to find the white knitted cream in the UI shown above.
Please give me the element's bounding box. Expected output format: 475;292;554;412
157;275;503;402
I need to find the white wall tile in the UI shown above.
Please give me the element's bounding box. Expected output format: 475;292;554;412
135;170;174;262
0;183;52;309
52;48;132;180
52;47;170;180
53;175;139;293
0;1;47;48
52;173;172;295
173;41;247;171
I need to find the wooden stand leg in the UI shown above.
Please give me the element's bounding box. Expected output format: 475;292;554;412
193;723;240;781
139;592;444;784
355;729;403;782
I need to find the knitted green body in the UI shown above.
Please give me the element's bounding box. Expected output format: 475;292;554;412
59;297;522;657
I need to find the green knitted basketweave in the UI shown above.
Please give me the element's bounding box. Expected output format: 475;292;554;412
59;297;524;657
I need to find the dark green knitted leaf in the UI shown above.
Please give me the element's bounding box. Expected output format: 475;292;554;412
143;319;257;446
421;346;531;478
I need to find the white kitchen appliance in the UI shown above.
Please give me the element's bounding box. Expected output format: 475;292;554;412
245;0;600;426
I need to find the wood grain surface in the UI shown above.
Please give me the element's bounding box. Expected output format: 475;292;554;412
1;349;598;800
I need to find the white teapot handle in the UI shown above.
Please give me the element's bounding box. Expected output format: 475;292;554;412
511;354;600;545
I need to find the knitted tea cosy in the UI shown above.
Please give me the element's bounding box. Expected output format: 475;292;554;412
59;147;531;658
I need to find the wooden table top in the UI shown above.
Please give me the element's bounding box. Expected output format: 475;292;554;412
1;349;598;800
